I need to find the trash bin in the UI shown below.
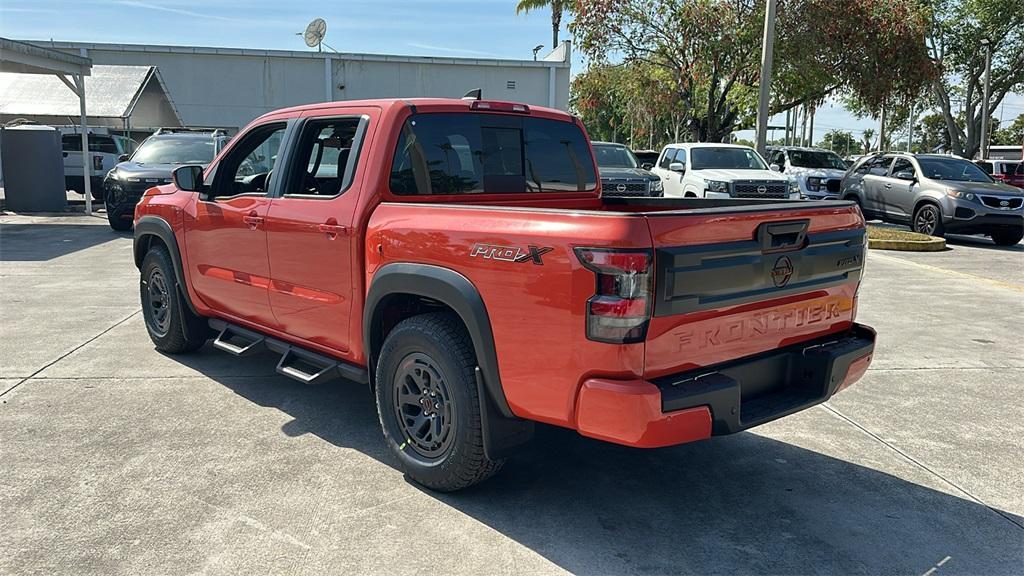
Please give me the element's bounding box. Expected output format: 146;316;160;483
0;124;67;212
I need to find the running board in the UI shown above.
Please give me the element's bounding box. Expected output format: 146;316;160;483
208;319;368;385
212;323;264;356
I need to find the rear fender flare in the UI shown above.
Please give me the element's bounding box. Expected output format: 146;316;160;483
363;263;512;418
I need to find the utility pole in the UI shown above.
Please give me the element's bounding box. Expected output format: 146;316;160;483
980;38;992;159
754;0;778;156
784;109;791;146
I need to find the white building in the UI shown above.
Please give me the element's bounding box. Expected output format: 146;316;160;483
33;40;573;132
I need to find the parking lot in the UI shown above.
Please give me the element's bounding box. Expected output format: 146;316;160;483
1;212;1021;575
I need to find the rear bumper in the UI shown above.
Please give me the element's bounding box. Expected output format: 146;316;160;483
574;323;875;448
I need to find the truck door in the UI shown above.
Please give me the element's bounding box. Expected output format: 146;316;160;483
186;122;287;326
264;113;372;353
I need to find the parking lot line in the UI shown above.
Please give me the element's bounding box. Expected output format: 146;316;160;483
869;252;1024;293
0;310;140;400
822;403;1024;530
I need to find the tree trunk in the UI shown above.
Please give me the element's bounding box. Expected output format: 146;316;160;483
879;106;887;152
551;5;561;53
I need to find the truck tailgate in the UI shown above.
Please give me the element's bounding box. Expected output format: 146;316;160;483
643;204;866;379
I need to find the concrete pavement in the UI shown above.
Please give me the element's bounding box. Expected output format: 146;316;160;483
1;213;1021;575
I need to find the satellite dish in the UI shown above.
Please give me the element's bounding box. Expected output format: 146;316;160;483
303;18;327;50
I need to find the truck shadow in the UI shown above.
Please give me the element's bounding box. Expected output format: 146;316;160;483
0;223;126;261
174;347;1023;575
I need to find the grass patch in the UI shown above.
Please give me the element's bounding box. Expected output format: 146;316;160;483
866;225;934;242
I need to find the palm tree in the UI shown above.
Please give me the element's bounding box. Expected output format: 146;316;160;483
861;129;876;154
515;0;566;55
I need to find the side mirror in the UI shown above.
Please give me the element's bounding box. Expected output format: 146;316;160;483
172;164;205;192
641;163;654;170
118;154;130;162
894;171;916;182
769;163;782;172
669;162;686;173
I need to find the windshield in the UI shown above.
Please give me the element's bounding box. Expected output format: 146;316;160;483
690;147;768;170
592;145;638;168
917;158;993;183
131;137;215;165
789;150;847;170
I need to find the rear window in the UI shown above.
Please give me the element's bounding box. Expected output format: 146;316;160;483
389;113;597;195
62;135;119;154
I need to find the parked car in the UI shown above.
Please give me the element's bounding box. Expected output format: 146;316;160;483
591;141;663;197
103;128;228;230
767;146;849;200
975;159;1024;189
59;127;138;199
131;97;875;491
632;149;660;170
841;153;1024;245
650;143;800;199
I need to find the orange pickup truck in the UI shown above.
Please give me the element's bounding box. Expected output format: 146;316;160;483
132;97;875;491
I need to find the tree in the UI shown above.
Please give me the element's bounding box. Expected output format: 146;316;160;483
516;0;568;53
927;0;1024;158
992;113;1024;146
820;130;860;155
773;0;937;117
571;0;936;142
861;128;876;153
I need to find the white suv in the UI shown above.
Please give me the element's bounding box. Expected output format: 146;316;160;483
650;143;799;199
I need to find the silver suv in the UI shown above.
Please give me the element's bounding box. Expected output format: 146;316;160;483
841;153;1024;246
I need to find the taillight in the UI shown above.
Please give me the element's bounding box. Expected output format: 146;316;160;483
575;247;653;343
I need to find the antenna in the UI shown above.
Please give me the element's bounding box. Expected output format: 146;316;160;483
462;89;482;101
303;18;327;52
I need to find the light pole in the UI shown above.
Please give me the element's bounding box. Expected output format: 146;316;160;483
754;0;778;156
980;38;992;159
532;45;544;61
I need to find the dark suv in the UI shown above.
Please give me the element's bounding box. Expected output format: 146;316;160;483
591;141;663;197
841;153;1024;246
103;129;227;230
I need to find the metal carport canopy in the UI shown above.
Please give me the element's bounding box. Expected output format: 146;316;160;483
0;37;96;213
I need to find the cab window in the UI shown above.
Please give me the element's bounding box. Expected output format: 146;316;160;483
389;113;597;195
659;148;677;169
210;123;286;198
284;117;364;197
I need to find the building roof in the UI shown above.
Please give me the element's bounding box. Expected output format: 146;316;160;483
0;65;182;126
0;37;91;76
30;39;572;68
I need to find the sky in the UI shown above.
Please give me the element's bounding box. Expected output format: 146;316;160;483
3;0;1022;148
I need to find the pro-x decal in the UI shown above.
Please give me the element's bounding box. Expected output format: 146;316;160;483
470;243;553;265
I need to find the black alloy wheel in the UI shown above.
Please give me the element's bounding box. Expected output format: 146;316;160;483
392;352;456;459
146;267;172;337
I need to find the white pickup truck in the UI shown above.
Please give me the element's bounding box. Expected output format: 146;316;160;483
650;143;799;200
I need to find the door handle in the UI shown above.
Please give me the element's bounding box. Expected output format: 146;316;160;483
318;223;347;239
884;183;892;189
242;211;263;230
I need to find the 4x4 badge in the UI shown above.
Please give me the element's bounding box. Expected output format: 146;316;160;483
470;243;553;265
771;256;794;287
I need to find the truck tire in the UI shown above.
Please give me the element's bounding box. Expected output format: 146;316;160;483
991;227;1023;246
140;246;208;353
105;199;132;231
375;312;503;491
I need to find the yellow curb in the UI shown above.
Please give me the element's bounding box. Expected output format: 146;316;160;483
867;237;946;251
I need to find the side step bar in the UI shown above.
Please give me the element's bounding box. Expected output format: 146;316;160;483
209;319;368;385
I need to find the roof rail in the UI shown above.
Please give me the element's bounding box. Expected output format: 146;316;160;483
153;127;228;136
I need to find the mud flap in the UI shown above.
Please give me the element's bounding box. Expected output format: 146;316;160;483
475;367;533;460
